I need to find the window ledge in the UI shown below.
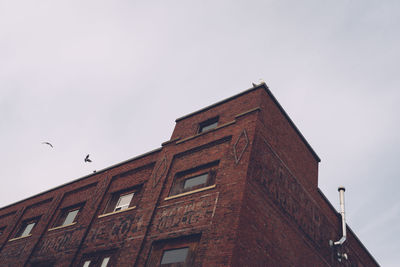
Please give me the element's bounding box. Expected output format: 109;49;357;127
48;222;77;232
9;234;32;242
164;184;216;201
234;107;261;119
98;206;137;218
176;121;236;145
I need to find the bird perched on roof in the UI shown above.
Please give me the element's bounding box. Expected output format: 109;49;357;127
42;142;53;148
84;154;92;163
252;79;266;87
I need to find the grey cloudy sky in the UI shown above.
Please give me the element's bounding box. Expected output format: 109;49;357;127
1;0;399;265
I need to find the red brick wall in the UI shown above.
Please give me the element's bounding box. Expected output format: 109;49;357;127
134;99;260;266
0;85;378;266
232;117;378;266
257;88;319;194
171;88;262;141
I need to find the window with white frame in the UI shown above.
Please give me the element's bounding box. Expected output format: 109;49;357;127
103;186;142;214
114;193;134;212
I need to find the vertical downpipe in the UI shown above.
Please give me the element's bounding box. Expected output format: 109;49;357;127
334;186;347;246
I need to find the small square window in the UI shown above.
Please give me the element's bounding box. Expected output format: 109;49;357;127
15;218;38;238
169;161;218;197
198;117;218;133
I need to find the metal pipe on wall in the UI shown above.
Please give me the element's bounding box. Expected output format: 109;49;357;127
334;186;347;246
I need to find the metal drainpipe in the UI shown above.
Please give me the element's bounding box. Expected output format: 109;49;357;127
334;186;347;246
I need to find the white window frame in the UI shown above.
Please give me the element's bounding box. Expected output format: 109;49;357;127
114;192;134;212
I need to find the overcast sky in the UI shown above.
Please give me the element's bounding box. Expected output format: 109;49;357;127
1;0;399;265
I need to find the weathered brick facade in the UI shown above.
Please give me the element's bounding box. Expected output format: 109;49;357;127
0;84;378;266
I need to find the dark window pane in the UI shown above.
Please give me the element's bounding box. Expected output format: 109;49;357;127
183;174;208;189
199;121;218;133
161;247;189;264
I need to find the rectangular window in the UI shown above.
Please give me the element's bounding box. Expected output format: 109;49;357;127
146;234;201;267
15;218;39;238
100;257;110;267
80;251;115;267
20;222;35;237
63;209;79;225
198;117;219;133
114;193;134;212
183;173;208;189
161;247;189;264
168;161;218;197
53;203;84;228
103;186;142;215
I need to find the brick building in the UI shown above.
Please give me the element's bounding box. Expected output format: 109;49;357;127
0;83;378;266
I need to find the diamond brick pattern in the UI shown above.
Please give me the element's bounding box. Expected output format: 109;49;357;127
233;129;249;164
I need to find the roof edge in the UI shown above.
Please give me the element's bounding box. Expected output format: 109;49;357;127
175;85;262;122
0;147;162;211
175;83;320;162
262;85;321;162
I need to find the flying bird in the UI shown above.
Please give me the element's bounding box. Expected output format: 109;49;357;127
42;142;53;148
84;154;92;163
